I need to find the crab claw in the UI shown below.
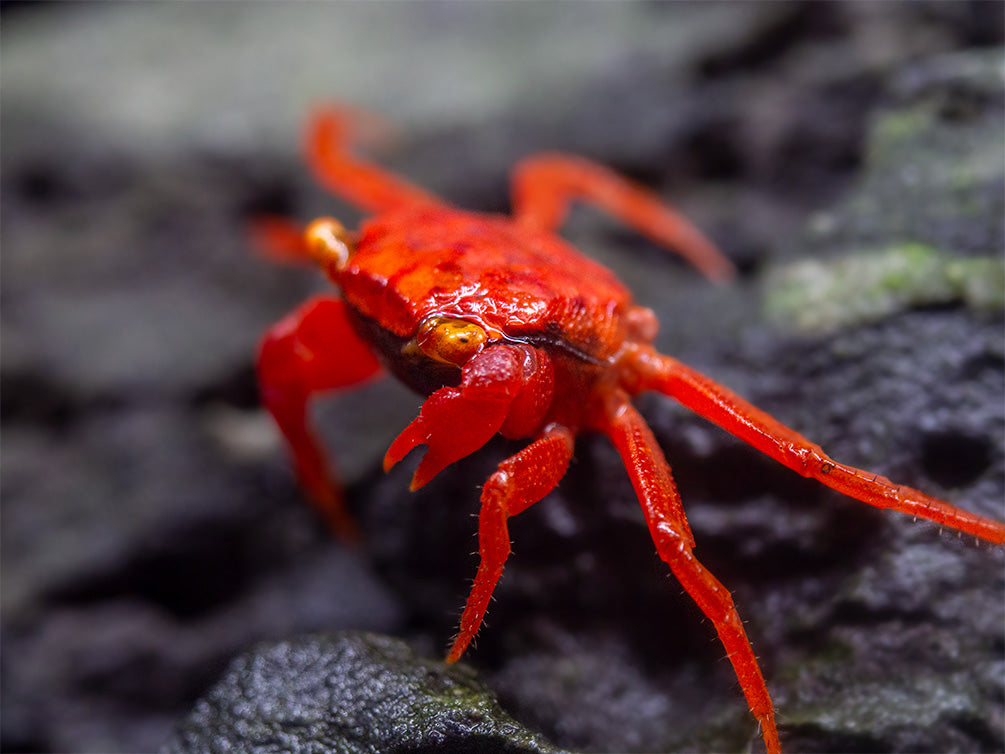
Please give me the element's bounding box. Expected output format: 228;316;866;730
383;345;533;490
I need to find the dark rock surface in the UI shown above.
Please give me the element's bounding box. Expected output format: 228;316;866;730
163;632;568;754
2;3;1002;753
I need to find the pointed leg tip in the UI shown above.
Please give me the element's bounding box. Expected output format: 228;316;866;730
445;642;466;664
308;486;363;544
710;263;737;285
331;519;363;546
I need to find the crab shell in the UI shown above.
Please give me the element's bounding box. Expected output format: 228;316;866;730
334;205;641;394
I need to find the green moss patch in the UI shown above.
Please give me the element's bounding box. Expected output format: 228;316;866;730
763;243;1003;334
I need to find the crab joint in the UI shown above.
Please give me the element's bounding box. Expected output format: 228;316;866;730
304;217;354;273
416;317;487;367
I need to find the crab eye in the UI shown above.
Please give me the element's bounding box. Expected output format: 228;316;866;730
303;217;353;273
416;317;487;366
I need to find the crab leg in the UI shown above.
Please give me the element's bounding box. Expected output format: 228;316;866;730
447;425;575;662
600;392;780;754
248;216;312;265
257;295;383;539
511;154;735;283
307;106;442;214
624;345;1005;544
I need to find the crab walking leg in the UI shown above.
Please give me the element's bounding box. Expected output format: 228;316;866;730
447;425;575;663
257;296;383;539
624;345;1005;544
510;154;735;283
248;216;312;265
602;394;780;754
308;107;442;214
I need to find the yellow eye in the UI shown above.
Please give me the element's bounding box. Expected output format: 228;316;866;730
416;317;487;366
303;217;353;273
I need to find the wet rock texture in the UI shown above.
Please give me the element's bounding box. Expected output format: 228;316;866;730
3;3;1003;753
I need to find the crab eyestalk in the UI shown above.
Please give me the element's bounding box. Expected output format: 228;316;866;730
415;316;488;366
304;217;355;277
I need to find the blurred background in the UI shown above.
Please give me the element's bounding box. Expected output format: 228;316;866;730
3;3;1003;753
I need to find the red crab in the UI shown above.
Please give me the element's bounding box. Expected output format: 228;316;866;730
254;105;1005;754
